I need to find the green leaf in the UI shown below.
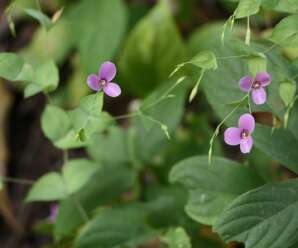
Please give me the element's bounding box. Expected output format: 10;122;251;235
247;53;267;77
254;124;298;174
24;8;53;30
0;53;33;81
54;166;136;240
72;0;127;74
26;172;67;202
119;0;187;96
70;93;109;141
279;81;297;106
169;156;263;225
161;227;191;248
62;159;100;195
24;60;59;97
74;206;155;248
271;15;298;47
41;105;85;149
214;178;298;248
87;126;130;164
235;0;261;18
134;79;187;162
189;51;217;70
262;0;298;14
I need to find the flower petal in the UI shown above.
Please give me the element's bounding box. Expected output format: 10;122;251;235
252;87;267;105
224;127;241;145
240;136;253;154
239;76;253;92
87;74;100;91
103;82;121;97
255;72;271;87
238;113;255;133
99;61;116;82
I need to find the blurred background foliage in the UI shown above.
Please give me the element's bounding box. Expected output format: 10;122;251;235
0;0;297;247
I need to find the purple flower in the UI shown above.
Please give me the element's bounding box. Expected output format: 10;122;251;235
224;113;255;154
87;61;121;97
48;204;58;223
239;72;271;105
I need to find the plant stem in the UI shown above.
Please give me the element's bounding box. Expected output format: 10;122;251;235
0;176;34;185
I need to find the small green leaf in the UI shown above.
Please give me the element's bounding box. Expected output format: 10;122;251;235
215;178;298;248
247;53;267;77
189;69;205;102
170;156;263;225
189;51;217;70
26;172;67;202
24;8;53;31
271;15;298;47
41;105;85;149
24;60;59;97
161;227;191;248
0;53;33;81
235;0;261;18
62;159;100;195
279;81;297;106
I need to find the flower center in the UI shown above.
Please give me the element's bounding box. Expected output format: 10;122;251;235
241;130;250;139
99;79;106;87
252;80;261;89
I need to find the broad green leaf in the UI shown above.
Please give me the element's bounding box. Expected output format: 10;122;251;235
87;126;130;164
235;0;261;18
24;60;59;97
271;15;298;47
247;53;267;77
254;124;298;174
189;51;217;70
119;0;187;96
54;166;136;240
0;53;33;81
41;105;85;149
214;178;298;248
279;81;297;106
161;227;191;248
72;0;127;74
134;79;188;163
24;8;53;30
62;159;100;195
169;156;263;225
69;93;109;141
26;172;67;202
20;12;75;65
74;206;155;248
262;0;298;13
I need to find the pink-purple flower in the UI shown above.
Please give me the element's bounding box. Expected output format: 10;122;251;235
224;113;255;154
48;204;58;223
87;61;121;97
239;72;271;105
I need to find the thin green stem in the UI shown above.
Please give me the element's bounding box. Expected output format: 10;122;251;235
72;194;89;222
0;176;34;185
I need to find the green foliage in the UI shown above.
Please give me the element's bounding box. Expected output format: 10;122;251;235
0;53;33;81
271;15;298;47
279;81;297;106
26;172;66;202
119;0;187;96
235;0;261;18
24;8;53;30
24;60;59;97
161;227;191;248
215;178;298;248
170;156;263;225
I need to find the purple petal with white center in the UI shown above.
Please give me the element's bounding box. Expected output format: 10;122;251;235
252;87;267;105
239;76;253;92
255;72;271;87
87;74;100;91
99;61;116;82
224;127;241;145
103;82;121;97
240;136;253;154
238;113;255;133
